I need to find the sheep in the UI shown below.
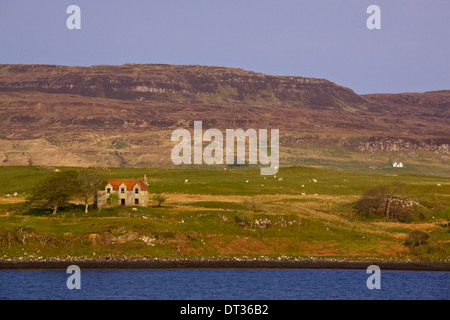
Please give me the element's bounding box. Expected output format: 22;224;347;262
184;179;189;184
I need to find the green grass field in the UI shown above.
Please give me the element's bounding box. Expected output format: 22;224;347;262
0;165;449;261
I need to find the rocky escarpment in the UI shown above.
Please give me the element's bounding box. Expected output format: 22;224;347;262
281;135;450;153
0;64;367;109
343;137;450;154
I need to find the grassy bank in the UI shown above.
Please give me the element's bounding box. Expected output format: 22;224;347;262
0;166;449;262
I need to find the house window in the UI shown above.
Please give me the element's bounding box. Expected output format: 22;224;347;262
121;188;125;194
135;198;139;205
135;188;139;194
107;188;111;194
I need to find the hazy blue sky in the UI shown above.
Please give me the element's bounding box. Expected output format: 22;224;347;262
0;0;449;94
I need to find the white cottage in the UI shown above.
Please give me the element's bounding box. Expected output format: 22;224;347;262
392;162;404;168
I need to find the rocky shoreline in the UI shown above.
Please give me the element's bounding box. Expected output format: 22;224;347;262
1;257;449;271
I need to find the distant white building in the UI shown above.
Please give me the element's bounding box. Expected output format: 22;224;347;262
392;162;404;168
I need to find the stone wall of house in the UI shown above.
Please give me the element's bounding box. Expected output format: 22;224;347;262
96;188;149;207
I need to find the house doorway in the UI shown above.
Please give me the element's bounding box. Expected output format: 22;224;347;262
121;199;125;206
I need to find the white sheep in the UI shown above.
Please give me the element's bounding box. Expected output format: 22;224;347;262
184;179;189;184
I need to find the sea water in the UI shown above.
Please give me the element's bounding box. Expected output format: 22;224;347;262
0;269;448;300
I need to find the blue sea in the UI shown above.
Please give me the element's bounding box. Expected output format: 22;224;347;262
0;269;448;300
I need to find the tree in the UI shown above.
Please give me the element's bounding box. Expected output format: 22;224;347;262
152;194;167;207
354;183;417;222
77;168;104;214
106;193;119;205
30;170;81;215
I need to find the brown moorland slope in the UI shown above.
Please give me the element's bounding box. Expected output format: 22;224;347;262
0;64;448;175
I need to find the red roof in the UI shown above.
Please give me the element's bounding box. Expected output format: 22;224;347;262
107;180;148;191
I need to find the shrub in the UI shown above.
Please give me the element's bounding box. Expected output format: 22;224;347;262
234;212;253;228
242;196;264;213
185;231;197;240
0;230;14;248
152;194;167;207
106;193;119;205
404;230;430;247
354;185;418;223
14;226;34;245
36;233;57;248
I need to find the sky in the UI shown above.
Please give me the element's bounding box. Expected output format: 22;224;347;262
0;0;449;94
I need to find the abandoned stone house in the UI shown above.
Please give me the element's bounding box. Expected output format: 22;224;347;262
96;177;149;207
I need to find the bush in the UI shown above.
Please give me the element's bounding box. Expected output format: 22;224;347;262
242;196;264;213
14;226;34;245
36;233;57;248
152;194;167;207
354;186;419;223
0;230;15;248
404;230;430;247
234;212;253;228
185;231;197;240
106;193;119;205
